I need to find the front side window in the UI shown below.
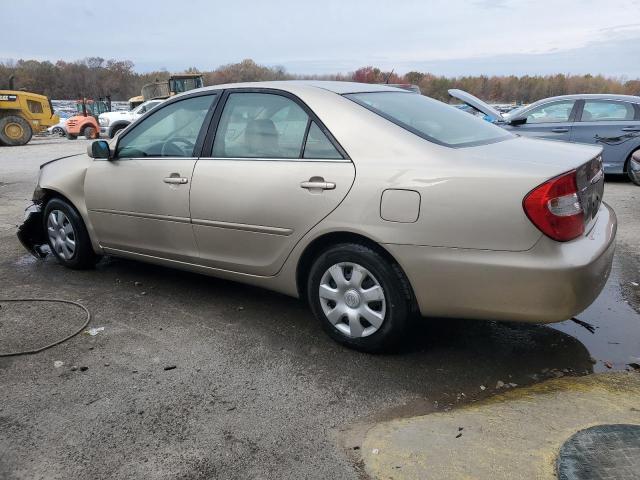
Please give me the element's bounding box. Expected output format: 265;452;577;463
581;101;635;121
213;93;310;158
116;95;215;158
525;101;575;124
345;92;511;147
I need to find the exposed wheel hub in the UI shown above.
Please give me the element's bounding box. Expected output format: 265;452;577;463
5;122;22;139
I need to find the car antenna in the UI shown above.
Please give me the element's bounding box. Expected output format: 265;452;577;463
385;69;394;84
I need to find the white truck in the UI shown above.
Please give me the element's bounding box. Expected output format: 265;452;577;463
98;99;163;138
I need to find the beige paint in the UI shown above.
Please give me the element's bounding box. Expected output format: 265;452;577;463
34;81;615;324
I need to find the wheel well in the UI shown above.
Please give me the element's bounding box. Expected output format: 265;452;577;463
295;231;415;305
39;188;76;211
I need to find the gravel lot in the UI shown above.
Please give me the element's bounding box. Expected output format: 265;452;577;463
1;137;638;479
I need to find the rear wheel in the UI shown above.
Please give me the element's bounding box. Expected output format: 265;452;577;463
307;243;412;352
82;125;98;139
0;115;33;146
44;198;97;269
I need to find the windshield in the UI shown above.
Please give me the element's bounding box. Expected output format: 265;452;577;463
345;92;512;147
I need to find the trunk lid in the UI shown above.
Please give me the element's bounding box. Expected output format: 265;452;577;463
448;89;503;122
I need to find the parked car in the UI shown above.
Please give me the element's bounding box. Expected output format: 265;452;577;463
17;81;615;352
450;89;640;184
98;99;164;138
47;116;68;137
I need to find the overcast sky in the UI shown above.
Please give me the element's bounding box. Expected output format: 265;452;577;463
2;0;640;77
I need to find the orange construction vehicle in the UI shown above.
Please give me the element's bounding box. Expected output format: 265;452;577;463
65;96;111;139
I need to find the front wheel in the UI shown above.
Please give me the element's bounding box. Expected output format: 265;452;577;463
0;115;33;146
628;150;640;186
307;243;413;352
44;198;98;269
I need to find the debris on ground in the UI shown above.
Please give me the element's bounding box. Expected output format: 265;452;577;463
164;365;177;371
496;380;505;389
53;361;64;368
134;281;142;287
80;366;88;371
70;366;78;371
571;317;596;334
479;385;486;391
85;326;105;336
604;361;613;369
372;449;379;455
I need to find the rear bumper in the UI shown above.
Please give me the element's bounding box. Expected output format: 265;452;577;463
385;202;617;323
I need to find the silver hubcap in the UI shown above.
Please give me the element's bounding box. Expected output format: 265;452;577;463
47;210;76;260
319;262;386;338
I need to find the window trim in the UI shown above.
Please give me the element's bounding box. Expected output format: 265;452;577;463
113;90;219;160
200;88;350;161
576;99;638;123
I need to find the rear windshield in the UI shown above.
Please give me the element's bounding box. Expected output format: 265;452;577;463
345;91;512;147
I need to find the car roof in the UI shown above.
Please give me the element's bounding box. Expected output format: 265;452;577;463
530;93;640;104
192;80;408;95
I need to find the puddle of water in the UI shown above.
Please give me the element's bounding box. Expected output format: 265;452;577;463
552;260;640;372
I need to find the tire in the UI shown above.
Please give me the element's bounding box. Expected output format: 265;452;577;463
82;125;98;139
0;115;33;146
628;150;640;186
307;243;412;352
52;127;65;137
66;133;77;140
43;198;98;269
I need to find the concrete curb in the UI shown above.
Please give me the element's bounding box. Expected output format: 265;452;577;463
362;372;640;479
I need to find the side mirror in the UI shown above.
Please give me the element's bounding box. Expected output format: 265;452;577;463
509;117;527;126
87;140;112;159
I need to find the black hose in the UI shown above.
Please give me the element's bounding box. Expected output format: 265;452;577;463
0;298;91;357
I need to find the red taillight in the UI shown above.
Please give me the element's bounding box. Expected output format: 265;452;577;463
523;170;584;242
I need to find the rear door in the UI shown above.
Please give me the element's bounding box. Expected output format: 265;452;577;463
570;99;640;173
190;89;355;276
507;99;577;141
85;93;217;262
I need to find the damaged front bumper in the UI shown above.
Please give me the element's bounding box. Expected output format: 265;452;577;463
17;204;48;258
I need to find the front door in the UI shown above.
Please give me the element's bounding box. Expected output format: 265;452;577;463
190;90;355;276
85;93;217;261
570;99;640;173
507;99;577;141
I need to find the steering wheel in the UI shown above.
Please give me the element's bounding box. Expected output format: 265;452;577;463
161;137;195;157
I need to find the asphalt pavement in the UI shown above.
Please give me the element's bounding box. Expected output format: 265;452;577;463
0;137;638;479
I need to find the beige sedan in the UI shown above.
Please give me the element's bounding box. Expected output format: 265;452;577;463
18;81;616;351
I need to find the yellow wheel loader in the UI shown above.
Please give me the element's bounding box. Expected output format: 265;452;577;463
0;76;59;146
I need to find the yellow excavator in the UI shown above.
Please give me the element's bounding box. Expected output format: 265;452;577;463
0;76;59;146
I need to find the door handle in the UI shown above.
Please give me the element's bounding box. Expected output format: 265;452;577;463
163;176;188;184
300;180;336;190
551;127;569;133
622;127;640;132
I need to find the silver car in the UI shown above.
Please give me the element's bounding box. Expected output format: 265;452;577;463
17;81;616;351
450;89;640;185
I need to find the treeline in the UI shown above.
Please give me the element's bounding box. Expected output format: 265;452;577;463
2;57;639;103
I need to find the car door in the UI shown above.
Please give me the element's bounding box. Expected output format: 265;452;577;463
570;99;640;173
190;90;355;276
84;93;217;262
507;99;577;141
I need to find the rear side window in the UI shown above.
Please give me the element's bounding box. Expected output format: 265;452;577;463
525;101;575;124
27;100;43;114
213;93;309;158
581;101;635;121
345;92;511;147
303;122;342;159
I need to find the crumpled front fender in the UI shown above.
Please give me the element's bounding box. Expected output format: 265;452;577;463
17;204;48;258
